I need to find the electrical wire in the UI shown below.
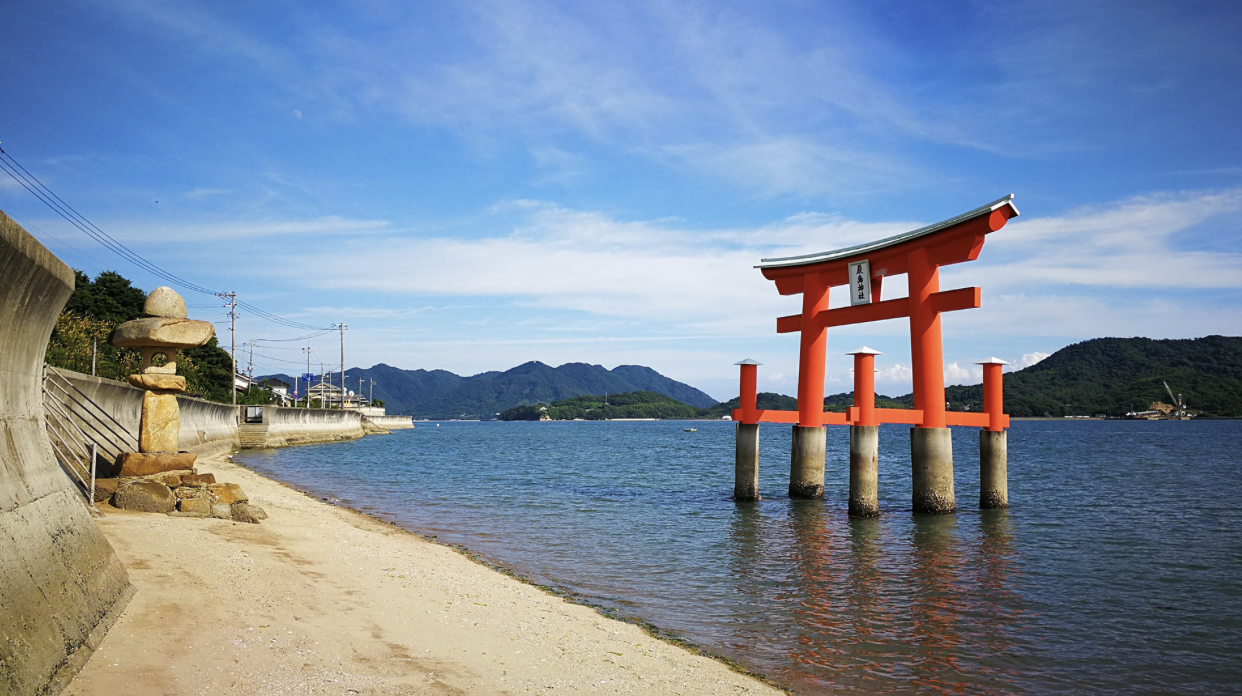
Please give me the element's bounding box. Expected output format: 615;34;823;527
0;144;333;331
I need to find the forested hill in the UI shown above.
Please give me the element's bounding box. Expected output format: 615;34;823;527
944;335;1242;417
500;391;699;420
699;336;1242;419
267;361;716;419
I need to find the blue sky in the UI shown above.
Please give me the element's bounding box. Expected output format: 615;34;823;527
2;0;1239;400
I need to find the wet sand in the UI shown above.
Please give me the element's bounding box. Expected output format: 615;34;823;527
66;453;784;695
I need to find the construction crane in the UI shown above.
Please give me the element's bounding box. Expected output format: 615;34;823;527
1163;380;1189;418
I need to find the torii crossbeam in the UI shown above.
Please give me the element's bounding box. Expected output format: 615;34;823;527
731;195;1019;515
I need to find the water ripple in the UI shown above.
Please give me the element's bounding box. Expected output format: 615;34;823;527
239;419;1242;695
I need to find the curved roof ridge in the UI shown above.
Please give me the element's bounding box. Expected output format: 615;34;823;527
756;194;1018;270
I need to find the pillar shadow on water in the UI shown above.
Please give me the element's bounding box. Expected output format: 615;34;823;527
976;509;1023;625
781;499;849;688
902;512;1021;695
844;515;884;642
906;513;968;693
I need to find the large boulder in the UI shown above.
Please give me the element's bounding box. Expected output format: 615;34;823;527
178;498;211;516
108;317;215;349
116;452;197;477
93;478;119;503
208;482;247;505
230;503;267;524
127;374;186;392
143;286;187;319
139;391;180;453
113;481;176;513
180;472;214;486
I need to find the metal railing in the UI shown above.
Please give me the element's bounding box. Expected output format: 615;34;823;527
42;367;140;507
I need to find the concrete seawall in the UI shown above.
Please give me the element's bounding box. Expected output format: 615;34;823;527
49;368;240;471
0;211;133;695
259;406;365;447
364;414;414;430
51;371;369;453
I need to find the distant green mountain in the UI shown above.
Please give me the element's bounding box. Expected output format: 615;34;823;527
266;361;716;419
758;336;1242;419
500;391;699;421
702;336;1242;420
943;336;1242;418
698;392;797;418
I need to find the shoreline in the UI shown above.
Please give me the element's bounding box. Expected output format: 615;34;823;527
235;456;787;690
67;451;787;695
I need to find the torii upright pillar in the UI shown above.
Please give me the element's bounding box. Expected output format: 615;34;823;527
908;247;955;515
790;273;831;498
977;358;1010;508
847;347;882;517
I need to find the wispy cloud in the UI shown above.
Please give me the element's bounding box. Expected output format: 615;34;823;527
971;189;1242;290
184;187;232;199
115;215;392;243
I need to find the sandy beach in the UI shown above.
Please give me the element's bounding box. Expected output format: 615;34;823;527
66;453;785;695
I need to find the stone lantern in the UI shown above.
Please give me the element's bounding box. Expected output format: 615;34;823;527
108;286;215;475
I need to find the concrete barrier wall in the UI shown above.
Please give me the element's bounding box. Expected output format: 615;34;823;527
49;369;241;468
365;415;414;430
262;406;365;446
175;395;239;456
0;210;132;695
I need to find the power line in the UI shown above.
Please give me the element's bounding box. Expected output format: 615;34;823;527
0;148;216;294
0;144;332;332
254;330;334;343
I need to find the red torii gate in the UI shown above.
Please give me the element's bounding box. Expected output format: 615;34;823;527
731;195;1018;515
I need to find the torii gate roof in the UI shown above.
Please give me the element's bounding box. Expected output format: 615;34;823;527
756;194;1019;271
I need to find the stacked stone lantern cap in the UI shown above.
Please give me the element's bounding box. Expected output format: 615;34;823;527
101;287;267;523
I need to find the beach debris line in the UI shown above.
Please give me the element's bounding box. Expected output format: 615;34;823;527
100;286;267;522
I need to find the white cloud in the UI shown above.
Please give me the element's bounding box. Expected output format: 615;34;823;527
974;189;1242;290
876;363;913;385
1015;352;1050;369
944;362;978;385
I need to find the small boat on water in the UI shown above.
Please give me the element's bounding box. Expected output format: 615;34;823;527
684;428;697;432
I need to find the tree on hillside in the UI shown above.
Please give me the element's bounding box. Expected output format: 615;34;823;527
64;270;146;325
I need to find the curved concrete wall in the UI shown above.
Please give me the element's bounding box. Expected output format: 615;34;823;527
49;369;241;470
177;395;240;456
262;406;365;446
365;415;414;430
0;211;132;695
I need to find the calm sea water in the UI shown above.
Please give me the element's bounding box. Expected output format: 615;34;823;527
238;419;1242;694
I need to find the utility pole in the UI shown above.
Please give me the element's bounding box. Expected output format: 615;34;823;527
303;344;311;408
247;340;254;381
219;291;238;406
91;337;97;376
334;323;348;409
319;361;326;410
370;379;375;406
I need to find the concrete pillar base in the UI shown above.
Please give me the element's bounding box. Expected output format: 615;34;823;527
980;429;1008;509
789;425;826;498
911;427;955;514
848;425;879;517
734;423;760;502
